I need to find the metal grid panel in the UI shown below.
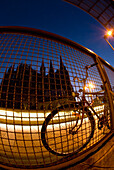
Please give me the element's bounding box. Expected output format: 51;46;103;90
0;31;111;169
64;0;114;29
103;64;114;91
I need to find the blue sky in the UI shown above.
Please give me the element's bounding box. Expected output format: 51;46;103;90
0;0;114;66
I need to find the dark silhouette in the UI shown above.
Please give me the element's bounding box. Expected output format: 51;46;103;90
0;57;74;110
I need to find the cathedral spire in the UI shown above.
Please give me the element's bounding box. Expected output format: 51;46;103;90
49;60;55;81
60;56;63;68
40;59;45;75
49;60;54;74
60;56;66;71
50;60;53;69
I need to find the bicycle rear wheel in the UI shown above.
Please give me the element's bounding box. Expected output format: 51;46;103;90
41;104;95;156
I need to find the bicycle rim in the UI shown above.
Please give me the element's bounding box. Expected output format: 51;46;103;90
41;104;95;156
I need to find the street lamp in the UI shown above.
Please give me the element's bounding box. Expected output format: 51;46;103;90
88;82;95;89
104;29;114;51
84;82;95;91
85;82;95;102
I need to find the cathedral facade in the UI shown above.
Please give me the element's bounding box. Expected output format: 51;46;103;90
0;57;74;110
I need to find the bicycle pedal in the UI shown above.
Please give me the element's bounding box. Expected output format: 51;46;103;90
103;132;108;135
69;129;77;135
69;129;72;134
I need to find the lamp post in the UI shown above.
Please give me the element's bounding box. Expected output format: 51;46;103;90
104;30;114;51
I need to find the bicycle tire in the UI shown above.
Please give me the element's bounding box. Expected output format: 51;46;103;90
41;104;95;156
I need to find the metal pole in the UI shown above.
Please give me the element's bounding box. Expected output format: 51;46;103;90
95;56;114;130
104;36;114;51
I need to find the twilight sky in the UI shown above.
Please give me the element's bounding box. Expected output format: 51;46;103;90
0;0;114;66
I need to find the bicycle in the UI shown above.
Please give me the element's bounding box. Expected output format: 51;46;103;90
41;63;110;156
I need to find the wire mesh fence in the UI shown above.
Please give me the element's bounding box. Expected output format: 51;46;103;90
0;27;113;169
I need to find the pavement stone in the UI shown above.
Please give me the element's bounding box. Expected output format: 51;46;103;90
67;135;114;170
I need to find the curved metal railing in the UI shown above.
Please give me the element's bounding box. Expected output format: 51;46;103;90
0;27;113;169
64;0;114;30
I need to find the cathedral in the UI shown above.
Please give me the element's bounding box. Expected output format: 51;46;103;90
0;56;74;110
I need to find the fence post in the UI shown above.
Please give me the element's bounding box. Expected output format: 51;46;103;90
95;55;114;131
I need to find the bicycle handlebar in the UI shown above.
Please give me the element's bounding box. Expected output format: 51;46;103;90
85;63;98;69
73;62;98;83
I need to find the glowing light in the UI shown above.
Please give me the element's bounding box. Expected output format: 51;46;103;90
85;82;95;90
0;105;105;133
107;30;113;37
104;29;114;38
88;82;95;89
0;109;51;122
88;49;94;53
84;86;88;90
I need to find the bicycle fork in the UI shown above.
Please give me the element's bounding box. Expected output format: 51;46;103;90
69;105;85;135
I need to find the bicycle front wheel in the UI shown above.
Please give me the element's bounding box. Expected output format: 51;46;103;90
41;104;95;156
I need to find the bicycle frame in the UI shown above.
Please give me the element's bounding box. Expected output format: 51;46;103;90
70;63;108;134
41;62;110;156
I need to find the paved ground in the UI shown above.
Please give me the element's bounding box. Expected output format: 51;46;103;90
67;134;114;170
